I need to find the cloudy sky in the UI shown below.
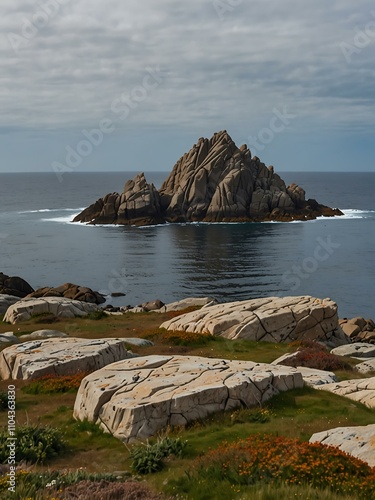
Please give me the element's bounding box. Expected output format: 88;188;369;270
0;0;374;173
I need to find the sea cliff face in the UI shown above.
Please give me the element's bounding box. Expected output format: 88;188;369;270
73;131;343;225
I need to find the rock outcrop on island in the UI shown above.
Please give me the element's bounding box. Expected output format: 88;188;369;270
73;355;304;442
160;296;349;347
73;131;342;225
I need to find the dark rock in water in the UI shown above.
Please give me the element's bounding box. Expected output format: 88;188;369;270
26;283;106;305
73;131;343;225
0;272;34;298
111;292;126;297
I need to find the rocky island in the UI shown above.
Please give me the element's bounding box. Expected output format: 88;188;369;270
73;130;343;225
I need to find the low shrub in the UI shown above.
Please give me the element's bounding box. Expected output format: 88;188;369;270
22;372;89;395
148;328;213;346
86;310;107;320
0;424;67;464
130;436;187;474
179;434;375;499
230;407;272;425
282;347;352;371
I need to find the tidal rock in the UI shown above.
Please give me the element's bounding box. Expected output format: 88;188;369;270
26;283;106;304
73;173;163;225
3;297;101;324
339;317;375;343
0;337;135;380
160;296;347;345
0;294;20;315
73;355;303;442
310;424;375;467
316;377;375;408
140;299;165;312
0;273;34;298
73;131;342;226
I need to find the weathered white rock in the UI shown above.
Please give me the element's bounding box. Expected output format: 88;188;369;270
19;330;68;341
3;297;101;324
0;332;19;344
73;355;304;442
310;424;375;467
331;343;375;359
355;358;375;374
0;294;20;315
160;296;347;345
155;297;217;313
0;337;135;380
295;367;337;386
316;378;375;408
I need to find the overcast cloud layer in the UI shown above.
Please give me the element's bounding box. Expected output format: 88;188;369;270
0;0;374;172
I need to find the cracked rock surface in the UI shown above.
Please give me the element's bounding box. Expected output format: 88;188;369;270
316;378;375;408
0;338;135;380
73;355;304;442
3;297;101;324
160;296;347;345
310;424;375;467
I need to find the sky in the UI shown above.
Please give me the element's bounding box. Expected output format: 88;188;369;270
0;0;374;173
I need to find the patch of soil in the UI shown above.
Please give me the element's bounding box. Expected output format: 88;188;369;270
52;479;167;499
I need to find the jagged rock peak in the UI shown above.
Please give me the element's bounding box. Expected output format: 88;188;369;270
73;131;343;226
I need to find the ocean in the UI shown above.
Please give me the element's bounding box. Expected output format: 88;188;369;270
0;171;374;319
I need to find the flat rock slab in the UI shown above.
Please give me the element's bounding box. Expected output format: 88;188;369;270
316;378;375;409
0;338;135;380
3;297;101;324
73;355;304;442
310;424;375;467
19;330;68;341
331;343;375;358
0;294;20;315
160;296;346;345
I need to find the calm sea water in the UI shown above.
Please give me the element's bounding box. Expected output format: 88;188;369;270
0;171;374;319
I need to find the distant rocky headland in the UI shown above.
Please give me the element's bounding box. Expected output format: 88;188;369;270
73;130;343;225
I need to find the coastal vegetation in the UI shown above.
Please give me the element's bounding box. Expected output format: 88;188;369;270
0;311;374;499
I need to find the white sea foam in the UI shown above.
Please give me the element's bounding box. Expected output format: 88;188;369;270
19;207;85;214
41;208;374;226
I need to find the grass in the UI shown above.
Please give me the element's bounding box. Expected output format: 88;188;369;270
0;311;374;499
